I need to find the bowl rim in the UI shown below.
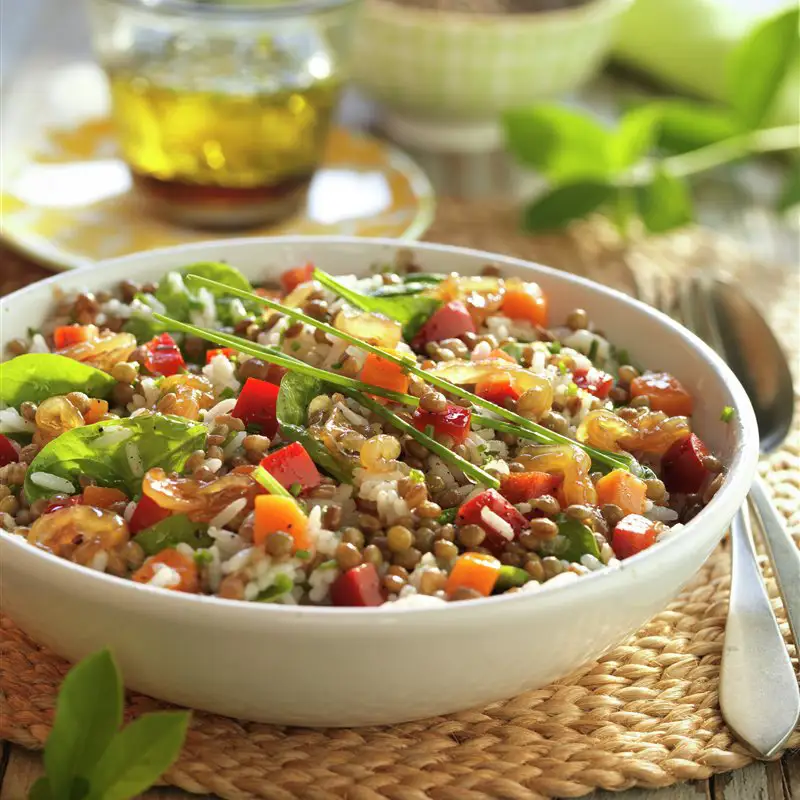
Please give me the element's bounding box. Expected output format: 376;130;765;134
0;235;760;621
359;0;633;29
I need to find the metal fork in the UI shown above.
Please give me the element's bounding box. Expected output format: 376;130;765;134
632;271;800;757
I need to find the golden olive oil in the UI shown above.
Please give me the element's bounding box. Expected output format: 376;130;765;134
108;70;341;228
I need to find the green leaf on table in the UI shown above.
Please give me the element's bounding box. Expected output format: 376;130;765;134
778;162;800;212
0;354;115;408
652;100;741;154
635;170;693;233
134;515;212;556
727;7;800;130
84;711;190;800
312;269;440;340
43;649;122;799
522;181;617;233
503;106;612;180
611;105;662;169
25;414;206;503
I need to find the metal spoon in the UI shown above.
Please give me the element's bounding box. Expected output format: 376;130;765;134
684;275;799;757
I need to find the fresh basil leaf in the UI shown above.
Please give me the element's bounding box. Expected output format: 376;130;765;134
279;423;353;484
0;354;115;408
522;181;617;233
257;573;294;602
653;100;741;154
612;106;662;170
84;711;190;800
635;170;693;233
494;565;531;593
135;515;212;556
25;415;206;503
43;649;122;799
778;162;800;213
276;372;326;427
315;270;440;340
180;261;259;323
503;106;612;181
29;778;54;800
728;7;800;130
549;514;601;563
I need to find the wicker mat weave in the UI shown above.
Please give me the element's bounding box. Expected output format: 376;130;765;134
1;202;799;799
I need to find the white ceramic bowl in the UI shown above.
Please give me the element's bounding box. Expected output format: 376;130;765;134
0;237;758;727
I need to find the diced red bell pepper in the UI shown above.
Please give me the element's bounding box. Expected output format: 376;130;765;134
572;367;614;399
330;563;385;607
206;348;236;364
456;488;529;553
43;495;82;515
130;493;171;535
54;324;97;350
475;373;521;408
412;403;471;445
259;442;321;494
499;471;562;504
0;434;19;467
612;514;659;559
231;377;280;437
280;263;314;294
413;301;475;347
143;333;185;377
661;433;710;494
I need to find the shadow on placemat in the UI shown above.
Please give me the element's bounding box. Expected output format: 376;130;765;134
1;204;799;799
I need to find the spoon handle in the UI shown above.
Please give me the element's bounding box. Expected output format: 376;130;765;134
749;476;800;645
720;505;800;757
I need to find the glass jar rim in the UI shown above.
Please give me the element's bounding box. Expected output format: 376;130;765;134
96;0;356;18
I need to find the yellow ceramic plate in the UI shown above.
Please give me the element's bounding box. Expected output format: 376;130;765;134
1;119;435;272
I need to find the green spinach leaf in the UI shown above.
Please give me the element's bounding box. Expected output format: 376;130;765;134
276;372;326;428
0;354;115;408
314;270;440;340
547;514;601;563
134;515;212;556
43;649;122;799
84;711;190;800
25;415;206;503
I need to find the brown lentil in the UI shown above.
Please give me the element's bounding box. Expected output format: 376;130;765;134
702;454;723;473
608;387;629;404
530;517;560;539
358;513;382;533
419;570;447;595
335;542;362;571
457;523;486;548
383;574;406;594
617;364;639;384
363;544;383;566
566;308;588;330
265;531;294;557
419;390;447;413
433;539;458;561
630;395;651;408
387;525;414;552
565;504;593;521
393;547;422;570
645;478;667;503
542;556;565;579
450;586;482;602
531;494;561;515
238;358;271;382
303;299;329;320
414;528;435;552
601;503;625;529
437;523;456;542
243;434;270;455
417;500;442;519
540;410;569;435
283;321;304;339
703;473;726;504
524;557;545;582
323;505;343;530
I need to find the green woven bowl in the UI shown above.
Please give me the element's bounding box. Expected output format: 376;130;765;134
350;0;632;148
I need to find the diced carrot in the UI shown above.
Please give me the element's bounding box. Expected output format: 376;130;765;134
595;469;648;516
54;324;96;350
501;285;548;327
490;348;517;363
132;548;199;593
82;485;127;510
446;553;501;598
360;353;409;404
82;398;109;425
629;372;693;417
253;495;311;552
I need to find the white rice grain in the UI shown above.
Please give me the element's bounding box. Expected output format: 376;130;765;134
125;442;144;477
208;527;247;560
203;353;240;396
223;431;246;459
30;472;75;494
0;408;36;435
203;398;237;426
210;498;247;530
88;552;108;572
28;334;50;354
481;506;514;541
149;563;181;589
580;553;604;571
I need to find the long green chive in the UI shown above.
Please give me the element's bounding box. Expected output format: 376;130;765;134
151;314;419;407
182;274;639;474
345;390;500;490
253;465;294;500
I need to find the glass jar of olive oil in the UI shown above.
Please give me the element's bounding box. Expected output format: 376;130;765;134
88;0;358;229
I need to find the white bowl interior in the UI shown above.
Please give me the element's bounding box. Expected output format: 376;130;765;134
0;237;759;726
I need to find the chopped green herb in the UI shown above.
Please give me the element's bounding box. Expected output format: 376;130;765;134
331;360;344;370
317;559;338;570
721;405;735;423
558;361;568;375
500;342;524;363
587;339;599;362
616;347;630;365
567;382;578;397
437;507;458;524
289;482;303;496
424;424;435;438
408;468;425;484
295;549;311;560
549;341;562;355
257;573;294;602
219;386;237;401
291;341;302;352
194;550;214;566
246;422;262;435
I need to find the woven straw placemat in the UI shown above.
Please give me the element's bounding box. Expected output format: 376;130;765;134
1;202;799;799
